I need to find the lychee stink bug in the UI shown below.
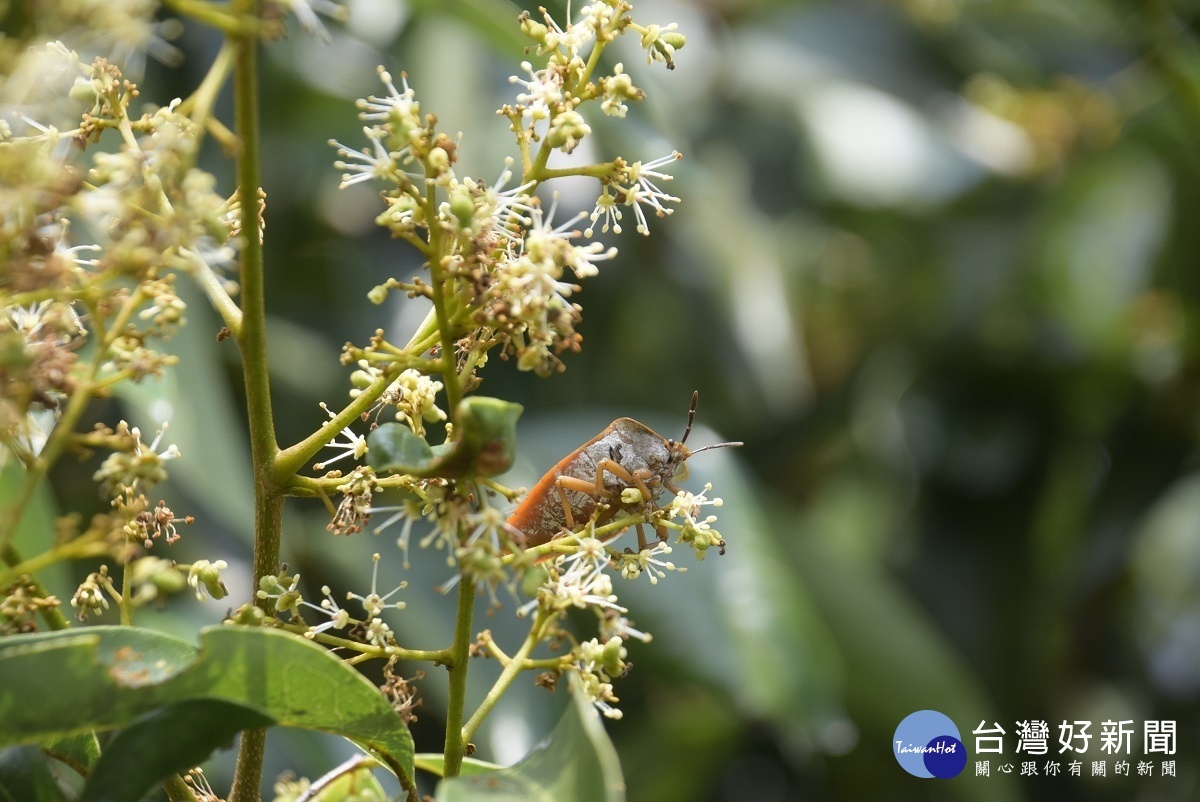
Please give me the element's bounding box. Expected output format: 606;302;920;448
507;392;741;551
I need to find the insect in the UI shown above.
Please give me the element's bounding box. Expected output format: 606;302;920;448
507;392;741;551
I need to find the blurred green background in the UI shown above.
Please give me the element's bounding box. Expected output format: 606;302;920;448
13;0;1200;799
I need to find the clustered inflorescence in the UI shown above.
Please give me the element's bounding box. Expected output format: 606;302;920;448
2;33;240;631
1;0;728;735
295;0;729;719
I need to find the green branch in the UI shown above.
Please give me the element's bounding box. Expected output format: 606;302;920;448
462;608;558;743
227;5;282;800
276;621;450;663
441;575;477;776
273;310;443;479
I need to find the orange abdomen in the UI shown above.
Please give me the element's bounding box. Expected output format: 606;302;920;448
506;450;596;547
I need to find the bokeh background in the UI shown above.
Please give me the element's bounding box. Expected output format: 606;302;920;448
11;0;1200;799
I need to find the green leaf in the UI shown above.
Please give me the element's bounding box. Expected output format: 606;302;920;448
370;397;522;479
81;699;273;802
0;747;66;802
41;733;100;776
435;675;623;802
0;626;415;791
415;754;501;778
369;424;435;474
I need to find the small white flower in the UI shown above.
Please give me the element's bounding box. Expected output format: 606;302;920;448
366;496;425;568
8;300;83;344
575;668;623;720
477;159;537;247
256;572;302;614
585;189;622;238
330;126;407;188
313;401;368;471
578;2;617;37
668;483;723;521
540;4;599;58
667;482;726;557
464;503;522;550
11;113;74;153
351;364;447;437
638;22;681;68
523;533;627;618
599;64;640;118
302;585;353;637
47;220;103;274
365;616;394;648
358;68;421;131
623;151;682;235
510;61;564;122
557;533;609;585
619;541;683;585
345;552;407;618
92;422;181;496
522;195;615;279
187;559;229;601
179;239;236;276
601;614;652;643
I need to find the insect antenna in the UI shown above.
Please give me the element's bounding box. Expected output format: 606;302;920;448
687;441;743;457
677;392;740;457
679;390;700;445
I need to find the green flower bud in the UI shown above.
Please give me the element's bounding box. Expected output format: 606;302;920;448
367;284;390;305
601;637;627;676
189;559;229;601
428;146;450;171
69;77;96;103
228;603;266;626
449;187;475;229
620;487;644;504
520;16;549;43
662;32;686;51
546;110;591;153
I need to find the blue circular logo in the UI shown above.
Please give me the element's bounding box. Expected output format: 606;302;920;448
893;710;967;779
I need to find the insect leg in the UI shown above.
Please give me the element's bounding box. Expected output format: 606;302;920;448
635;523;650;552
595;459;663;551
554;475;600;530
595;459;653;501
555;461;657;547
